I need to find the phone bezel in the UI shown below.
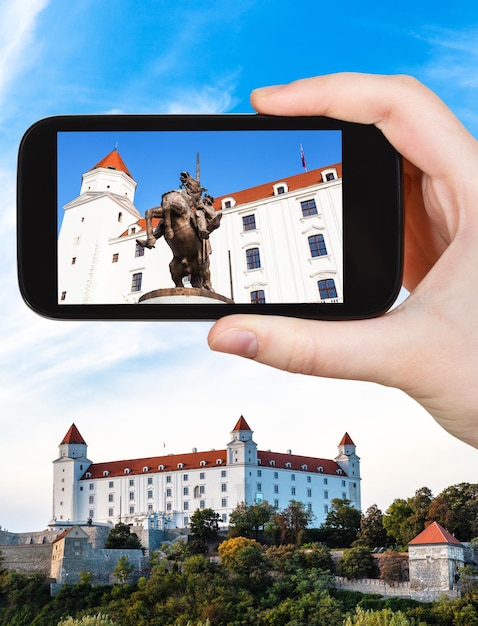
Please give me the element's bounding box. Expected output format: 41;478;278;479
17;114;403;320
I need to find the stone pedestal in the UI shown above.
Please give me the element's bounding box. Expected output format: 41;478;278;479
139;287;234;305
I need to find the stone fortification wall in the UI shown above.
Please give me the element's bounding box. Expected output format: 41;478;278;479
336;577;411;599
1;544;53;576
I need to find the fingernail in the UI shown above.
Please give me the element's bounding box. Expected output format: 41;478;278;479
251;84;285;96
209;328;258;359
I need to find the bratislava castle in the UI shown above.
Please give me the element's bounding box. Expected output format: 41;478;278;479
51;419;360;531
58;149;343;305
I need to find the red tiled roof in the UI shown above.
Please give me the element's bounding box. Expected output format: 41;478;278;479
232;415;252;431
408;521;462;546
82;447;345;479
212;163;342;210
61;423;86;445
82;449;228;480
257;450;344;475
91;148;133;179
119;216;161;238
339;432;355;446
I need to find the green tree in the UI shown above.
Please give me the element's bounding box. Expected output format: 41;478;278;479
427;482;478;541
274;499;313;544
112;554;134;584
57;615;117;626
383;499;414;546
228;501;276;540
407;487;434;538
189;508;221;542
344;606;425;625
358;504;388;548
321;498;362;548
104;522;143;551
337;545;376;579
218;536;267;579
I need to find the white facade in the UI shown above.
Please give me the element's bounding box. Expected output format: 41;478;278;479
51;419;361;531
58;150;343;305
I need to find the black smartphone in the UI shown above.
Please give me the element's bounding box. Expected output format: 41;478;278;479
17;114;403;320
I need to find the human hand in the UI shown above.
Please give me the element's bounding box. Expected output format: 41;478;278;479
208;73;478;449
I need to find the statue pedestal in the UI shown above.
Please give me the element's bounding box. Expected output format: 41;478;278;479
139;287;234;305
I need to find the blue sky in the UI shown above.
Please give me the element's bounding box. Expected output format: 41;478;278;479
57;129;342;221
1;0;477;533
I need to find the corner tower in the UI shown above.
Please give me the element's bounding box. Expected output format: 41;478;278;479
335;432;361;509
51;424;92;528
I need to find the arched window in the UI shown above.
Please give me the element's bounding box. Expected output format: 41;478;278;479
308;234;327;257
246;247;261;270
250;290;266;304
318;278;337;300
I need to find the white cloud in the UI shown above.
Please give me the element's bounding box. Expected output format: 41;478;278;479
0;0;50;106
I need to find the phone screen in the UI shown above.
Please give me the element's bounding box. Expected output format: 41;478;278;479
57;130;343;306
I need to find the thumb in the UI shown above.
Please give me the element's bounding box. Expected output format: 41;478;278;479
207;312;410;387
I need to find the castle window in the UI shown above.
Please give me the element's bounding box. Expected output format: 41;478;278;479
200;460;206;467
147;490;153;499
200;472;205;480
183;487;189;496
129;506;134;514
221;483;227;492
336;469;343;475
307;488;312;497
286;463;292;469
147;477;153;485
131;272;143;293
158;465;165;471
129;492;134;501
166;488;172;497
221;470;227;477
118;212;123;222
317;466;324;473
250;290;266;304
242;214;256;231
300;199;318;217
166;476;172;483
321;168;338;182
112;253;119;263
71;257;76;265
273;182;288;195
269;460;275;466
103;470;109;477
143;466;150;473
85;472;92;478
318;278;337;300
89;483;94;490
246;247;261;270
199;500;206;509
129;479;134;487
60;291;67;301
291;487;296;496
301;464;308;471
89;495;94;504
221;498;227;508
324;490;329;499
108;508;114;517
216;459;223;465
178;463;184;469
135;243;145;258
274;485;279;494
221;196;236;210
124;468;131;475
309;234;327;257
89;510;94;518
184;501;189;510
108;493;114;502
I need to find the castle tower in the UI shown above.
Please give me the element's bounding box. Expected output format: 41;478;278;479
227;416;258;466
51;424;91;528
58;148;142;304
335;432;361;507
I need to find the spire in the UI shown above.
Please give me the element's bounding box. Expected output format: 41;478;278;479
61;423;86;445
232;415;252;432
90;148;133;179
339;432;355;446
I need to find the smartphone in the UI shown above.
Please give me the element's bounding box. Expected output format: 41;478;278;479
17;114;403;320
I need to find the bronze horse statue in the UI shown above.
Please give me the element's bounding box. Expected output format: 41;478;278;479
137;188;221;291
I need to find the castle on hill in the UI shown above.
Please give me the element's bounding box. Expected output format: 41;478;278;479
51;417;360;531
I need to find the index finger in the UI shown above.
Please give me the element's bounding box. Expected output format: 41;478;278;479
251;73;476;180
